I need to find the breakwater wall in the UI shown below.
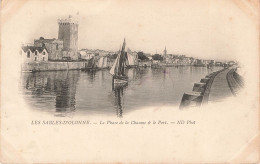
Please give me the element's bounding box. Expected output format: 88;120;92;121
21;61;89;72
179;68;225;109
226;68;244;95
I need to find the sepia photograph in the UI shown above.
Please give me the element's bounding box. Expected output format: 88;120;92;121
1;0;259;163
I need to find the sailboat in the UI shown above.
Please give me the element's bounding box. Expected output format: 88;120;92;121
109;39;128;88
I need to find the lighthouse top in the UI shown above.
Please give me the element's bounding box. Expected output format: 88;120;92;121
58;15;78;25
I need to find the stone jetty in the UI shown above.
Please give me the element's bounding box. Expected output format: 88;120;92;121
179;66;243;109
208;66;244;102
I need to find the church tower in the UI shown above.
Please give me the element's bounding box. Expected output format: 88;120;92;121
58;15;79;60
163;46;167;56
163;46;167;61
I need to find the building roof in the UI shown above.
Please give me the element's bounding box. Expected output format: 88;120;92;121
21;46;48;53
35;37;63;44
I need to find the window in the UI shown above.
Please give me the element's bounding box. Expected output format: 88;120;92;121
35;51;38;55
35;57;37;61
43;57;45;61
43;51;46;55
27;51;30;58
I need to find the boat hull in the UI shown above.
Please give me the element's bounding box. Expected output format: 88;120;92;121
114;78;127;84
113;78;128;88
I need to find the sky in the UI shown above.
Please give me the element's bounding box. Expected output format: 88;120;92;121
2;0;258;61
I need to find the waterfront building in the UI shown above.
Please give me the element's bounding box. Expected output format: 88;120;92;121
80;49;116;58
228;61;236;66
79;50;95;60
148;56;153;60
21;46;48;63
34;37;63;60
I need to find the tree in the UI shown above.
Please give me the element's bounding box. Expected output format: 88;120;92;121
137;51;148;61
152;54;163;61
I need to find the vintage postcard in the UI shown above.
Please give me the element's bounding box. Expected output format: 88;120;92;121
0;0;259;163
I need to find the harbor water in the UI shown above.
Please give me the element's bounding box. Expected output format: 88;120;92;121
19;66;222;117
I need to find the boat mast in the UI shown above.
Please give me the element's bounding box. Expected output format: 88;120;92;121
119;38;126;76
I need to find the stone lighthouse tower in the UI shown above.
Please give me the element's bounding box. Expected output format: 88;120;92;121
58;15;79;60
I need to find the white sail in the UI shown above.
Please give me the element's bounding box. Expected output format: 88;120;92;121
126;48;137;65
98;57;104;68
103;56;108;68
127;53;135;65
109;55;119;75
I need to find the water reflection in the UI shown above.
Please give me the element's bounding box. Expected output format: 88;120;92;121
87;70;96;83
20;66;223;117
55;71;79;112
113;86;124;117
21;71;80;114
